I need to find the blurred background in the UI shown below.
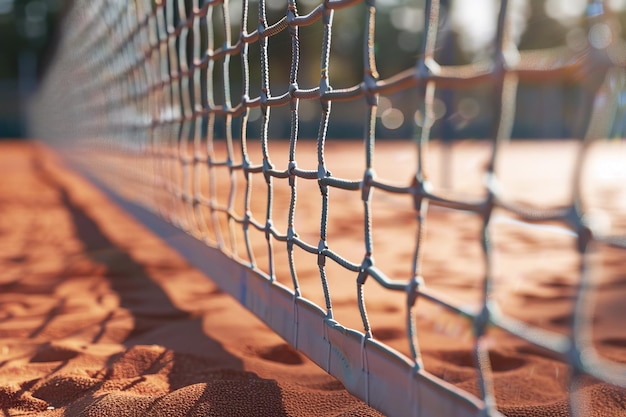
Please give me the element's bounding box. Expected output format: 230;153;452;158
3;0;626;139
0;0;66;138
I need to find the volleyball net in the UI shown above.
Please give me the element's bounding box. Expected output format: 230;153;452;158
33;0;626;416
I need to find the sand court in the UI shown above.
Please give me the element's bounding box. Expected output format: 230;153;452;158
0;139;624;416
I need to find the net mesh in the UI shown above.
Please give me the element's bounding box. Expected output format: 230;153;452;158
34;0;626;416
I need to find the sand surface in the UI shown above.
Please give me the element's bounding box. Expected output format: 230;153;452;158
0;140;625;416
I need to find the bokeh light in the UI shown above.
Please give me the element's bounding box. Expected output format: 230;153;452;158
381;107;404;130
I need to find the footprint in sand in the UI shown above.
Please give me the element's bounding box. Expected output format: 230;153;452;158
257;343;304;365
30;342;79;363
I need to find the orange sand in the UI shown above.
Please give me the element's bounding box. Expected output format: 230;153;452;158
0;140;624;416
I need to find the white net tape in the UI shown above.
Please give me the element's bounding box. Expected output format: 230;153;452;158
33;0;626;416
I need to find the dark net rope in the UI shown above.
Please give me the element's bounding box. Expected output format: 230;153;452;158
34;0;626;415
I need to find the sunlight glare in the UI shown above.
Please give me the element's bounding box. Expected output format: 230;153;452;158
450;0;498;56
545;0;586;23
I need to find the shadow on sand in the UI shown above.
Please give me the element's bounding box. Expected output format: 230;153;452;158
15;153;289;416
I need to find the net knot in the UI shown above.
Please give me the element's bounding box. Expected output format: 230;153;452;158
410;176;432;211
407;275;424;307
260;88;269;105
473;301;499;338
473;307;489;338
289;83;299;111
319;75;332;105
317;240;327;267
289;82;299;96
567;206;593;253
243;211;251;231
322;3;332;24
286;6;298;29
361;168;375;202
416;57;440;80
566;341;586;374
287;227;298;251
362;72;378;106
357;256;374;285
484;171;500;197
265;219;273;241
317;164;331;195
288;161;297;187
263;158;274;183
